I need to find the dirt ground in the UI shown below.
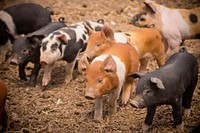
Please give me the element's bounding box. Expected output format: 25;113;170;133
0;0;200;133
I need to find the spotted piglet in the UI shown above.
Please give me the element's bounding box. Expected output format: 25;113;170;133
40;20;104;86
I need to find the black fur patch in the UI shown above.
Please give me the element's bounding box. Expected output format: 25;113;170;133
60;28;76;41
195;33;200;39
62;39;83;63
51;43;58;51
84;30;87;34
50;31;61;39
82;34;86;40
0;19;10;45
189;13;198;23
68;25;78;29
41;41;48;51
85;21;94;30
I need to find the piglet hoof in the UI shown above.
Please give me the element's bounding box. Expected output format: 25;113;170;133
121;98;129;105
176;123;184;132
42;79;50;86
142;122;150;132
183;108;191;117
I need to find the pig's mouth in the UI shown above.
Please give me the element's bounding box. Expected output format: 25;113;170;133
40;60;55;66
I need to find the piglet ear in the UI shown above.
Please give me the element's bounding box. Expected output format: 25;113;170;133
56;34;68;43
83;22;94;35
78;54;90;74
26;35;45;48
144;0;157;13
150;77;165;90
101;24;115;42
101;55;117;75
128;71;147;79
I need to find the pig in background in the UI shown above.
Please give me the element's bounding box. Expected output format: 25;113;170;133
0;79;8;133
130;0;200;55
39;20;104;87
128;46;198;132
0;3;52;64
10;20;66;87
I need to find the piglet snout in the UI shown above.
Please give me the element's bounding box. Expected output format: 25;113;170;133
130;99;140;108
10;58;19;65
85;92;95;100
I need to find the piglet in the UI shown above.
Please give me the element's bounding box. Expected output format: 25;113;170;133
82;43;139;120
0;3;52;64
10;21;66;87
128;47;198;132
0;80;8;132
39;20;104;86
3;3;52;35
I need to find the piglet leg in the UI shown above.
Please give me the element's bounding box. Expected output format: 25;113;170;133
143;105;157;132
108;86;121;116
29;62;41;87
19;61;29;81
42;63;54;86
172;99;184;132
121;79;133;104
64;60;76;84
94;97;103;120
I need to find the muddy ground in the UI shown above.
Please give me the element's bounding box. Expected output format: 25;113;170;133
0;0;200;133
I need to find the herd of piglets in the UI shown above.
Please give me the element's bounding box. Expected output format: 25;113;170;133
0;1;199;132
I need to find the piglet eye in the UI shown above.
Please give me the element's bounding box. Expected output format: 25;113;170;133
21;49;29;54
97;78;103;83
140;18;145;21
95;42;101;47
144;89;151;94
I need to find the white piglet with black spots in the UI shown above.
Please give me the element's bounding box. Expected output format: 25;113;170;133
40;20;104;86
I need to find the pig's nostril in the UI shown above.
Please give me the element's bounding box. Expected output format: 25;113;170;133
87;56;91;63
40;61;47;65
10;61;18;65
85;95;95;100
10;60;18;65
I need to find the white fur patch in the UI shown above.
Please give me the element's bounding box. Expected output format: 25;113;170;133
92;54;126;95
114;33;128;43
160;6;191;39
73;25;88;44
0;11;15;35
